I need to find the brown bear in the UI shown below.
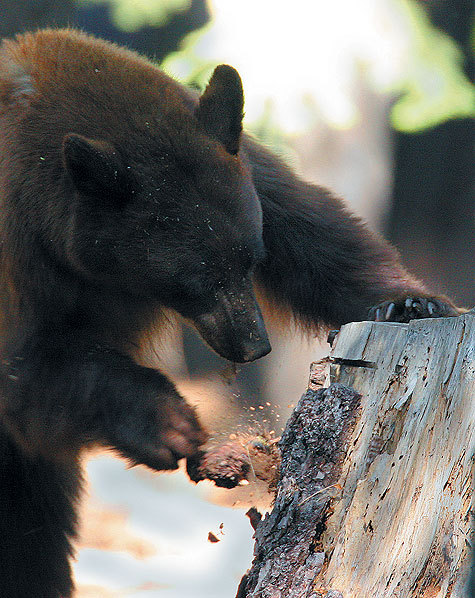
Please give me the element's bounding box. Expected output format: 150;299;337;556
0;29;460;597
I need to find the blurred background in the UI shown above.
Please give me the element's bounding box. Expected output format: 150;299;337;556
1;1;473;596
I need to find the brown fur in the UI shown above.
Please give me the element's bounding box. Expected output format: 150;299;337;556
0;29;461;597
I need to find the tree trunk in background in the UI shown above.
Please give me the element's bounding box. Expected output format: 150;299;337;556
238;313;474;598
388;119;475;306
387;0;475;306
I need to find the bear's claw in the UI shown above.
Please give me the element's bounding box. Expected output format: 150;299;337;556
368;295;461;324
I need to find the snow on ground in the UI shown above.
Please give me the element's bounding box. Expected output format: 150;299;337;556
75;454;256;598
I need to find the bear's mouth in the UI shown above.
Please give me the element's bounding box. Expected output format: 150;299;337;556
190;288;271;363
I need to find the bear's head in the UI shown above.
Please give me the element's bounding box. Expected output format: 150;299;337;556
62;65;271;363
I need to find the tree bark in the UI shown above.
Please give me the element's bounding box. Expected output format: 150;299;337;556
237;312;474;598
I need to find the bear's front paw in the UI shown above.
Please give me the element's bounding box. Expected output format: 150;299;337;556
368;295;461;324
112;394;208;471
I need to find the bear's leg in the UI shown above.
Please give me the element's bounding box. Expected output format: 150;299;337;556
1;331;207;596
0;424;80;598
244;137;460;328
1;334;207;470
95;351;209;470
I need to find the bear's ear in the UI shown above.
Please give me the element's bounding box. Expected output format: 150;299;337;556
195;65;244;155
62;134;128;201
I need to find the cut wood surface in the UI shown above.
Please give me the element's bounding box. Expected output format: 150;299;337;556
237;313;474;598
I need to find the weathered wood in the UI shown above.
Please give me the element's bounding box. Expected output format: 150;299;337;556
237;313;474;598
320;313;474;597
237;384;361;598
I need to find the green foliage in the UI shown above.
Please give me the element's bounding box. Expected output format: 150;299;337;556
161;25;216;87
162;0;474;136
389;0;474;132
85;0;473;134
77;0;191;32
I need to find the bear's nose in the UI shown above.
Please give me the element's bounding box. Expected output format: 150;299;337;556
191;309;272;363
189;284;272;364
240;337;272;362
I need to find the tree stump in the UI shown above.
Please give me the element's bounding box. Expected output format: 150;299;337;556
237;312;474;598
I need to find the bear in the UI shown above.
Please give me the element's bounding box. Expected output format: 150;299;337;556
0;28;461;597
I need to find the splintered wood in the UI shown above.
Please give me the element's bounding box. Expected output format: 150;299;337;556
237;383;361;598
237;313;474;598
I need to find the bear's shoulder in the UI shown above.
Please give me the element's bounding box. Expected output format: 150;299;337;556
0;28;189;113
